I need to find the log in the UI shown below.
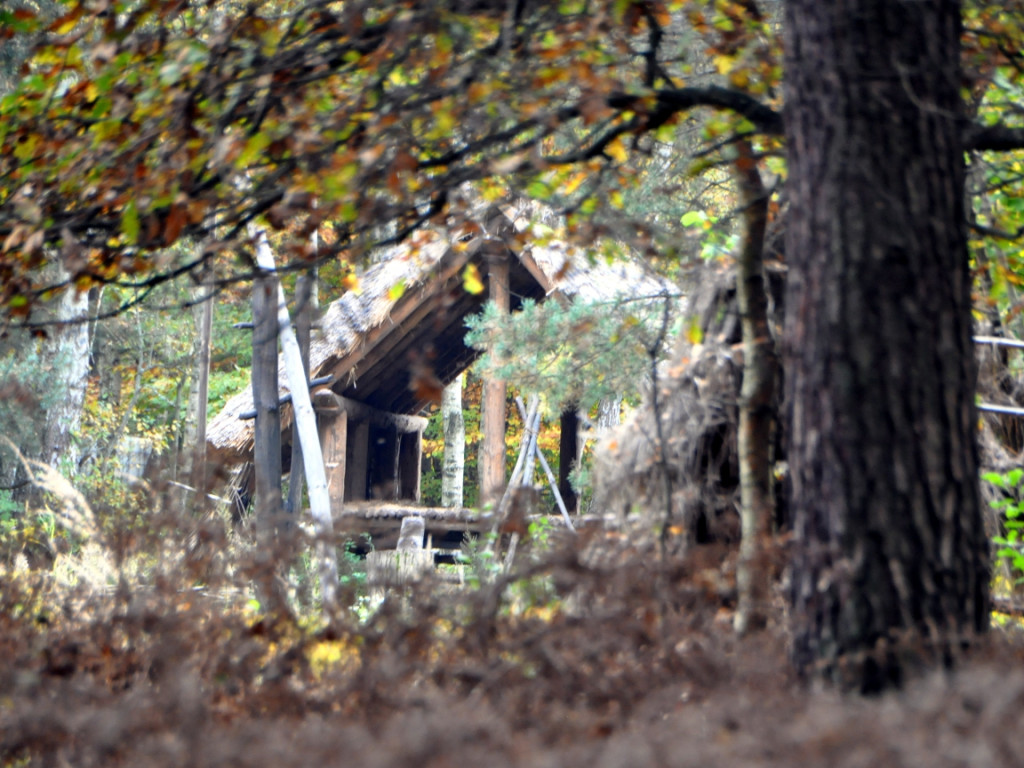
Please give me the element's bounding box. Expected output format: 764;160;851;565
237;375;335;419
307;389;428;432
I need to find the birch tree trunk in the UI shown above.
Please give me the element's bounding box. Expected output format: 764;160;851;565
441;373;465;508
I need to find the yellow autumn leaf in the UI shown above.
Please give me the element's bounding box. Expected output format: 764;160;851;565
463;264;485;295
715;54;737;75
563;171;588;195
606;138;628;164
686;319;704;345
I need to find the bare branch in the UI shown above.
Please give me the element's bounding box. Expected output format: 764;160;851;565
965;123;1024;152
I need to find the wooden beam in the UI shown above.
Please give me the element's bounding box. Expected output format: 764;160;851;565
480;242;510;506
311;388;427;432
318;410;347;509
559;407;579;514
237;375;335;420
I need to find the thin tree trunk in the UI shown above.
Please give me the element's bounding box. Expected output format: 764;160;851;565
732;138;777;637
784;0;988;691
190;278;214;499
441;372;465;508
479;245;510;506
253;231;338;612
251;269;283;534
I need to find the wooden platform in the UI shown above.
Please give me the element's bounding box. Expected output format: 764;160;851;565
335;502;490;551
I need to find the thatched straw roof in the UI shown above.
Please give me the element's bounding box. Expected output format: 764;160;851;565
206;204;671;464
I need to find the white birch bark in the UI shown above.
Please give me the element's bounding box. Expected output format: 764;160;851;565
440;373;465;508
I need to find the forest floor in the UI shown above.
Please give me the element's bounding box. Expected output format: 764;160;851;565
2;530;1024;768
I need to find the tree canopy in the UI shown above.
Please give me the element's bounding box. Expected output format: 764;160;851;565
3;0;1020;325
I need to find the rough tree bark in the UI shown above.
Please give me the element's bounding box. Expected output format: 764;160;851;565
42;274;90;472
784;0;989;691
479;244;510;506
441;372;465;508
188;276;214;498
251;267;283;532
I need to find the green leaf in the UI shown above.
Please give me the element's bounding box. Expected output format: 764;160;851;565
680;211;703;227
983;471;1007;487
122;200;140;243
388;279;406;301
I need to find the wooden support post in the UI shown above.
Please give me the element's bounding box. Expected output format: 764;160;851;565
346;420;370;501
479;243;510;506
558;407;579;515
399;429;422;502
251;273;283;531
318;410;348;510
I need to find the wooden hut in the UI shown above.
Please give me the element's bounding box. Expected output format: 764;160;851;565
205;203;669;540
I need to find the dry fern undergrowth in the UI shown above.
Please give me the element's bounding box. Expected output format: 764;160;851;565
2;493;1024;768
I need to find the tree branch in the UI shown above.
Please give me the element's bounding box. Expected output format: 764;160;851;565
965;123;1024;152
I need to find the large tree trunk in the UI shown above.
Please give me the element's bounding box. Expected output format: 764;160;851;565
784;0;989;691
42;278;90;472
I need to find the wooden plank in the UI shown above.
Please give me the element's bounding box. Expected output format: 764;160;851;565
318;410;348;509
346;419;370;501
480;243;511;506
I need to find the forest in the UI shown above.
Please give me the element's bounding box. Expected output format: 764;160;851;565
3;0;1024;765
